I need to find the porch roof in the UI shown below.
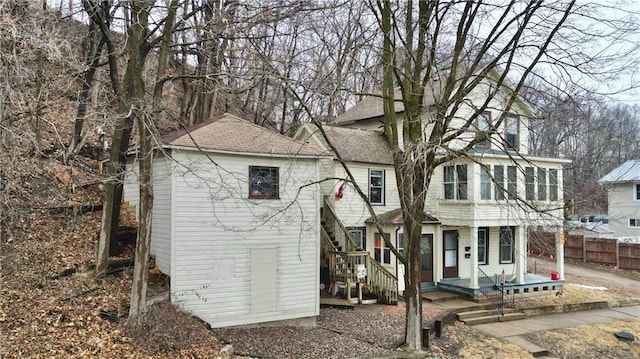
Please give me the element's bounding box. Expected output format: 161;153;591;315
365;208;440;225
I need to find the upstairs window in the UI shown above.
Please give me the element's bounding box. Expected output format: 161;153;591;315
525;167;535;200
444;165;468;200
505;115;519;150
635;184;640;201
374;232;391;264
369;169;385;205
549;169;559;201
494;165;505;200
537;168;547;201
476;112;492;148
249;166;279;199
480;166;492;200
507;166;517;200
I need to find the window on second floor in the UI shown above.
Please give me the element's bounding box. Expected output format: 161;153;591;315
249;166;279;199
635;184;640;201
476;112;492;148
525;167;535;200
369;169;385;205
494;165;505;200
504;115;519;150
444;165;468;200
549;169;559;201
374;232;391;264
537;168;547;201
480;166;492;200
507;165;517;200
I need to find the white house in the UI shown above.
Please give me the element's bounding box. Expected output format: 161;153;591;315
296;74;569;300
598;160;640;239
123;113;326;328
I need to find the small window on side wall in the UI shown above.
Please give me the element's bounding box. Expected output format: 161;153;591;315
249;166;279;199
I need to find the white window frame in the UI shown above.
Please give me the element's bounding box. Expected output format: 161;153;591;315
478;227;489;265
504;115;519;150
549;169;559;201
629;218;640;228
476;112;492;148
499;226;515;264
368;169;385;205
537;168;547;201
525;167;535;200
347;227;366;251
443;165;468;200
480;166;492;200
374;232;391;264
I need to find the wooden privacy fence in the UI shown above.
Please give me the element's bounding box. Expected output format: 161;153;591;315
529;232;640;271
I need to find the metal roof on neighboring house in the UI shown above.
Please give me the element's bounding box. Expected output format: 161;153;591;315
365;208;440;225
163;113;323;157
598;160;640;184
315;126;395;165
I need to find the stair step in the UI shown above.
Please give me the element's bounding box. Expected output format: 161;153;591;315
457;308;518;320
460;312;526;325
422;291;459;303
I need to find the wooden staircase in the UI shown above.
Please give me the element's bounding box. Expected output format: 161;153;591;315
321;197;398;305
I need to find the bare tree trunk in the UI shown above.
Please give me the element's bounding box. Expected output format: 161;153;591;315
96;1;150;279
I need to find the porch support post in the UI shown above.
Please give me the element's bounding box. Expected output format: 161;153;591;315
556;229;565;280
470;226;479;289
515;226;526;284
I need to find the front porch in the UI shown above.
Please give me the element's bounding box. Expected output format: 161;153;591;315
436;273;564;298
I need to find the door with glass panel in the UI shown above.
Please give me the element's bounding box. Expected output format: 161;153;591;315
442;230;459;278
420;234;434;282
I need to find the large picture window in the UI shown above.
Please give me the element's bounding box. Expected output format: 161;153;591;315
499;226;515;264
249;166;279;199
369;169;385;205
374;232;391;264
478;227;489;265
444;165;468;200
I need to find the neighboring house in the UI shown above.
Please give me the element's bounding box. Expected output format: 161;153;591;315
598;160;640;239
123;113;326;328
296;75;569;299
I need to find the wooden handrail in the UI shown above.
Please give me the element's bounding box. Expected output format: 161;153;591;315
323;196;359;252
327;250;398;304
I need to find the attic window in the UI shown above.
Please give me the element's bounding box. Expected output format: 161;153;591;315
476;112;492;148
249;166;279;199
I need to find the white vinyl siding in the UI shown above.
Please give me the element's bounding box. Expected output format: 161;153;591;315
150;156;173;274
167;151;320;328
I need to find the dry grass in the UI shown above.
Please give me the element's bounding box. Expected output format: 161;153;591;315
524;318;640;358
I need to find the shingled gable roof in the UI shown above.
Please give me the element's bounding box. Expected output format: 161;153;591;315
163;113;322;157
333;68;533;125
365;208;440;225
314;125;394;165
599;160;640;184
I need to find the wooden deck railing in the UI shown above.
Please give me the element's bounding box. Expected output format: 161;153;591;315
327;251;398;304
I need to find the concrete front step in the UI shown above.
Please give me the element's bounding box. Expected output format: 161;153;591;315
457;307;519;320
422;291;459;303
459;311;526;325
